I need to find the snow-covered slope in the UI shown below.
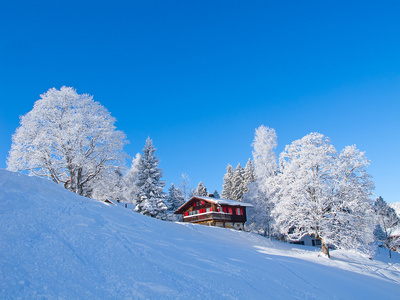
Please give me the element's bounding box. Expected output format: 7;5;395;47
1;170;399;299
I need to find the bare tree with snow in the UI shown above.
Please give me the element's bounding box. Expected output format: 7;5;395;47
7;87;127;197
245;126;278;236
180;172;191;202
273;133;374;257
123;153;141;204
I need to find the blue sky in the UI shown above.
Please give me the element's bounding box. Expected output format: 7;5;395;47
0;1;399;202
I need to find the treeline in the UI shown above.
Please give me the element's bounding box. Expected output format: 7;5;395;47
219;125;400;257
7;87;399;257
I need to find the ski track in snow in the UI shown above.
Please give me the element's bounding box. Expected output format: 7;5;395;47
1;169;400;299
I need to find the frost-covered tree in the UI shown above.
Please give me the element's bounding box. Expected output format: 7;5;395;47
273;133;374;257
195;181;208;197
243;159;256;188
7;87;127;197
252;125;278;195
123;153;141;204
373;224;387;244
134;137;167;219
180;172;191;201
167;183;185;212
231;163;245;201
92;168;125;202
221;164;235;199
189;188;195;198
246;126;278;235
373;196;400;258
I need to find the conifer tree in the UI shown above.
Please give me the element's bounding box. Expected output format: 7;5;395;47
168;183;185;212
195;181;208;197
243;159;256;188
221;164;235;199
231;163;245;201
134;137;168;219
212;190;220;199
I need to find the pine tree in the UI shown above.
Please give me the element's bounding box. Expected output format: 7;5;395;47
221;164;235;199
166;183;185;221
243;159;256;188
168;183;185;212
231;163;245;201
195;181;208;197
212;190;220;199
134;137;167;219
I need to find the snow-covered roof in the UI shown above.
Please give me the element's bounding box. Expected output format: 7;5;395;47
192;196;253;207
175;196;253;214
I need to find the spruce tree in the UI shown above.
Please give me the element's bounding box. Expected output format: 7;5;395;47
243;159;256;188
195;181;208;197
168;183;185;212
212;190;220;199
231;163;245;201
221;164;235;199
135;137;168;219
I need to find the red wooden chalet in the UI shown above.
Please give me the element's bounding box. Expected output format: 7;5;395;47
174;196;253;230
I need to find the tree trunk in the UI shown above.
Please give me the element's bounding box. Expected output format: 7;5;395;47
321;242;330;258
76;167;83;195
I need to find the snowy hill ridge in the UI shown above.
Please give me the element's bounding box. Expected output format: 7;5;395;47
1;170;399;299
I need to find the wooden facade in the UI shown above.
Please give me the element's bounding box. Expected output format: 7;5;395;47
174;196;252;230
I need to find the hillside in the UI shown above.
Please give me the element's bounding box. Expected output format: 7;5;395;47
1;169;399;299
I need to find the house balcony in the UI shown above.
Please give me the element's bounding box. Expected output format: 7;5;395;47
183;212;232;223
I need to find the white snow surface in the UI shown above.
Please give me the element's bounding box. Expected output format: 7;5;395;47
193;195;253;207
1;170;400;299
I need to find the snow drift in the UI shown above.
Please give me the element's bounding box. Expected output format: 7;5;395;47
1;169;399;299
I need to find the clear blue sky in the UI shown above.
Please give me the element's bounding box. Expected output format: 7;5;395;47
1;1;399;202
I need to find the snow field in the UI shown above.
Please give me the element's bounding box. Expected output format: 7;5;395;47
1;169;399;299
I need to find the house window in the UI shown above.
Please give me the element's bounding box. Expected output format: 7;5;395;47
206;207;211;212
228;207;233;214
223;207;227;213
316;239;321;246
236;208;241;215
